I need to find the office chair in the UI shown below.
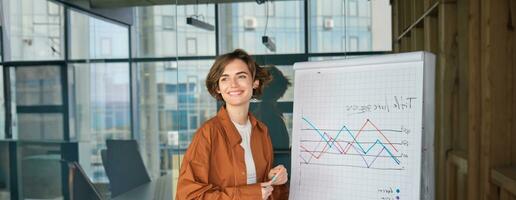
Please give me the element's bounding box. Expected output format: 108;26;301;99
100;149;107;170
104;139;151;197
67;162;103;200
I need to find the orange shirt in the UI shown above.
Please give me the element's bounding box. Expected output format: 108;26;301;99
176;106;288;200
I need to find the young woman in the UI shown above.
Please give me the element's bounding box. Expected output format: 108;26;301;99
176;49;289;200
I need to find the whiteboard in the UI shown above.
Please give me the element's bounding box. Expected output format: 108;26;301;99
289;52;435;200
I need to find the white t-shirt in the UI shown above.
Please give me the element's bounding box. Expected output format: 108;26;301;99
232;119;257;184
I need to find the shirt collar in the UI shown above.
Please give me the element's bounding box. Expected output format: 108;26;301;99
217;106;259;147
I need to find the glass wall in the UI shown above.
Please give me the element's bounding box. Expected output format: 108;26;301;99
133;4;218;193
218;1;304;54
17;113;63;140
1;0;133;197
71;63;131;183
17;143;63;199
135;59;216;193
3;0;64;61
14;66;62;106
0;142;9;199
70;10;129;59
68;7;132;184
135;4;216;57
0;0;391;198
13;66;64;141
309;0;391;52
136;61;178;179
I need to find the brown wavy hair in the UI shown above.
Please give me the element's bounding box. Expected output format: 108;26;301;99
206;49;272;102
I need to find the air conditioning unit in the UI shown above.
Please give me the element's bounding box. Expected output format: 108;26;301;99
164;62;177;70
323;18;334;30
244;17;257;31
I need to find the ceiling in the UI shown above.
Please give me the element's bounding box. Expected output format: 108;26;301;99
89;0;286;8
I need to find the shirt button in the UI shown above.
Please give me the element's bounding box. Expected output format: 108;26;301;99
241;172;245;175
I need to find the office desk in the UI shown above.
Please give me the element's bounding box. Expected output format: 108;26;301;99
112;174;172;200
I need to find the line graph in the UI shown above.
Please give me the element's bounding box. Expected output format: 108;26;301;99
299;116;404;169
289;53;433;200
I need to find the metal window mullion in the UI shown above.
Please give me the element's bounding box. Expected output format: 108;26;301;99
63;6;70;142
16;106;64;113
8;141;18;200
215;3;219;56
60;64;69;141
304;0;309;56
1;26;4;62
129;24;137;139
2;61;66;66
3;66;12;138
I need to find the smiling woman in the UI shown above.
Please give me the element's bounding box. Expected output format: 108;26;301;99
216;59;259;108
176;49;289;200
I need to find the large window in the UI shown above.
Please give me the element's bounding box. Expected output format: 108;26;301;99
14;67;62;106
0;0;392;198
136;61;178;179
71;63;131;183
310;0;391;52
68;7;132;184
0;142;9;199
17;143;64;199
70;10;129;59
218;1;304;54
135;5;216;57
0;0;129;197
12;66;64;141
135;59;216;194
3;0;64;61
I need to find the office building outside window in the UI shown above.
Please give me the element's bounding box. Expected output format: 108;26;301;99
218;1;304;54
3;0;64;61
0;0;391;198
310;0;391;53
135;5;216;58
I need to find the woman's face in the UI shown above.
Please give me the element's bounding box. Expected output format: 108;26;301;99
217;59;259;107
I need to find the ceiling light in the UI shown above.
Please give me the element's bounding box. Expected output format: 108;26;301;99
186;17;214;31
262;36;276;52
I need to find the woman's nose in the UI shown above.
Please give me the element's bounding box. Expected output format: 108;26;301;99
230;77;238;87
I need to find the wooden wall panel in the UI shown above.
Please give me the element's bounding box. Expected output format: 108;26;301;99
455;0;469;153
481;0;514;199
412;0;424;50
397;0;404;52
467;0;481;199
509;0;516;167
402;0;411;51
479;0;492;198
393;0;516;198
439;1;458;199
392;0;400;52
423;0;438;54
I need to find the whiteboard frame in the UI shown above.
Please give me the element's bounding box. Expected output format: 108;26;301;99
291;51;435;200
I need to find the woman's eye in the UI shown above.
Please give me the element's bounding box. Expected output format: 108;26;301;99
239;75;247;79
220;78;227;82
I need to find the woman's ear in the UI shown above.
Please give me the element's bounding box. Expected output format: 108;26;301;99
253;80;259;89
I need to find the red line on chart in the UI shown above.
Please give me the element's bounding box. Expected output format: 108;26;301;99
342;119;399;153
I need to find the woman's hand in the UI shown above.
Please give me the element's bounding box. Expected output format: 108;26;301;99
268;165;288;185
260;182;273;200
